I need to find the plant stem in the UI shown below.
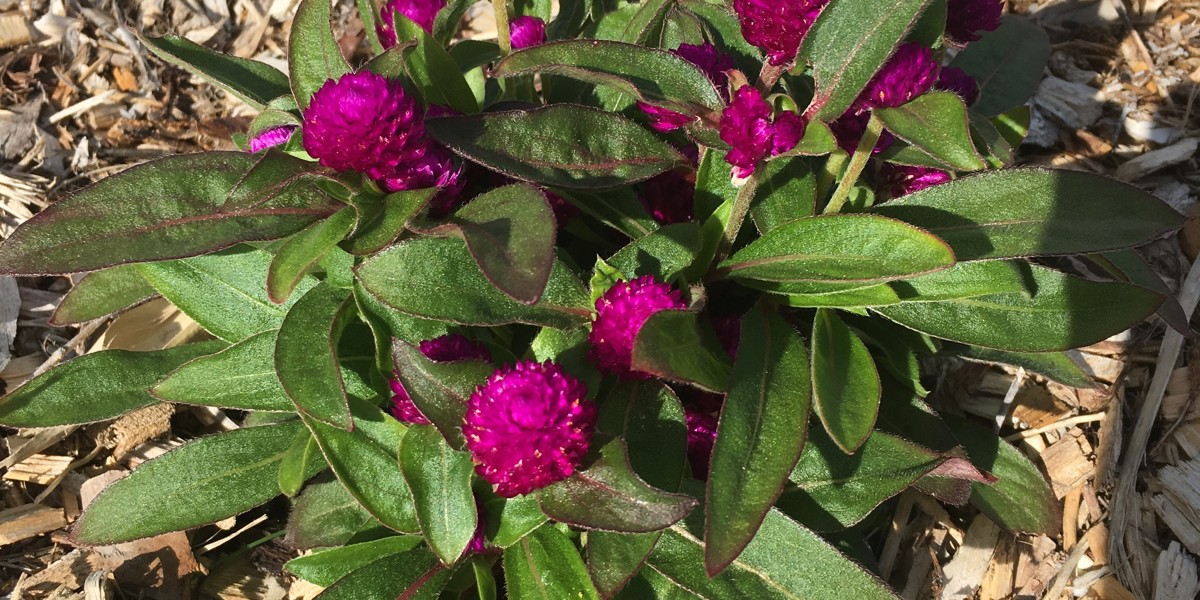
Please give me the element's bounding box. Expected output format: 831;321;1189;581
816;150;848;203
756;63;786;93
715;173;761;264
824;113;882;214
494;0;512;54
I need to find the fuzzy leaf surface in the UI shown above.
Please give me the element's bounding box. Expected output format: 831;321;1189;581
811;309;881;453
399;425;478;564
268;206;357;303
875;92;987;171
288;0;350;109
153;331;293;411
949;16;1050;117
51;264;157;326
139;33;291;109
504;526;601;600
276;284;354;429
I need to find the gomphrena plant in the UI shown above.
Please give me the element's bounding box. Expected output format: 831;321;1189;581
0;0;1185;597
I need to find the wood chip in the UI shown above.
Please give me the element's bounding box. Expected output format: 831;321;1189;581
3;454;74;485
1042;428;1095;498
1014;534;1061;598
1151;456;1200;556
1012;383;1076;430
979;535;1017;600
1114;138;1199;182
0;504;67;546
1034;76;1105;129
0;12;30;49
0;276;16;373
13;549;105;597
1154;542;1200;600
1089;575;1137;600
941;515;1001;600
97;403;174;461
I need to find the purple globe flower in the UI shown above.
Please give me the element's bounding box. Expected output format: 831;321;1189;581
638;42;734;132
935;66;980;106
720;86;806;178
733;0;829;66
639;169;696;225
946;0;1003;44
463;361;596;497
854;43;939;111
377;0;445;48
509;16;547;50
589;275;688;379
879;164;952;198
685;408;718;479
390;334;491;425
247;125;296;153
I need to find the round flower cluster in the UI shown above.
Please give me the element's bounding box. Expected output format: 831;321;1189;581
377;0;444;48
830;42;939;154
589;275;688;379
509;16;547;50
733;0;829;66
720;86;807;178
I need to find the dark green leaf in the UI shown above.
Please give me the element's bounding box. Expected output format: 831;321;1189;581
269;206;357;303
705;303;812;575
811;309;881;453
399;425;478;564
391;339;493;449
1095;249;1190;334
74;422;312;544
276;284;355;429
875;92;987;171
890;260;1033;302
0;152;338;276
908;0;946;47
0;341;225;428
947;344;1094;388
279;428;324;497
751;156;816;234
631;310;732;393
607;223;703;281
556;188;659;239
286;536;423;586
779;284;903;308
50;265;158;326
531;326;602;394
504;526;601;600
342;188;434;255
426;105;686;189
138;33;291;110
950;16;1050;117
355;236;591;328
287;476;383;550
968;112;1014;168
152;330;293;411
288;0;350;109
391;13;480;114
315;547;450;600
617;0;671;44
483;492;547;548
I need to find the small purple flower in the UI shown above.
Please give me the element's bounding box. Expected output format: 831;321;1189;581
638;43;734;132
854;43;939;111
639;169;696;225
589;275;688;379
390;334;490;425
720;86;806;178
377;0;445;48
685;408;718;479
946;0;1003;44
247;125;296;153
733;0;829;66
879;164;952;198
638;103;695;132
935;66;980;106
463;361;596;497
509;16;547;50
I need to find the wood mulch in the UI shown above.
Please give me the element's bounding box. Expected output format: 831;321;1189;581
0;0;1198;598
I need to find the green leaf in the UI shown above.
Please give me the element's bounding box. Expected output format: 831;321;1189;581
943;344;1094;388
138;33;292;110
287;476;383;550
74;422;314;544
504;526;601;600
890;260;1033;302
314;547;450;600
399;425;478;564
288;0;350;109
1095;249;1190;334
802;0;934;120
778;284;902;308
420;184;556;304
279;428;324;497
391;339;493;449
607;223;703;281
139;246;317;342
751;156;816;234
631;310;733;393
493;40;724;114
355;236;592;329
616;0;671;44
811;309;881;453
276;284;355;429
874;92;987;171
152;330;294;411
483;491;548;548
968;112;1014;168
50;265;158;326
950;16;1050;117
391;12;480;114
286;536;423;587
719;214;956;293
908;0;946;47
538;438;697;533
269;206;357;303
872;169;1184;260
557;188;659;239
342;188;435;255
875;264;1164;352
0;152;338;276
705;303;812;575
943;414;1057;534
0;341;225;428
426;105;686;189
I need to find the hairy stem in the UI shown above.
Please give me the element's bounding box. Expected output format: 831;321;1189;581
494;0;512;54
715;173;761;264
824;113;882;214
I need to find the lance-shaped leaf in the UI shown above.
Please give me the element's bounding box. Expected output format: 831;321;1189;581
391;13;480;114
874;92;987;172
705;304;812;575
276;284;354;429
0;341;225;428
342;188;434;255
890;260;1034;302
426;105;686;189
50;264;158;326
391;339;493;449
780;284;903;308
607;223;703;281
138;33;292;110
492;40;724;114
356;236;592;329
74;421;317;544
719;214;956;292
139;246;317;342
287;476;384;550
483;491;548;548
539;438;697;533
950;16;1050;117
872;169;1184;261
399;425;478;565
285;536;424;587
288;0;350;109
801;0;934;120
314;547;450;600
268;206;357;303
153;330;293;412
876;264;1164;352
505;526;601;600
0;152;338;276
278;428;324;497
418;184;556;304
942;344;1095;388
751;155;817;235
812;309;881;454
631;310;732;393
1095;249;1190;335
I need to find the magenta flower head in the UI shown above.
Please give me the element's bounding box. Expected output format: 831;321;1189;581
880;164;952;198
854;43;939;111
720;86;806;178
639;169;696;225
463;361;596;497
589;275;688;379
685;408;718;479
935;66;980;106
390;334;491;425
638;42;734;132
247;125;296;153
946;0;1003;44
733;0;829;66
509;16;547;50
377;0;445;48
